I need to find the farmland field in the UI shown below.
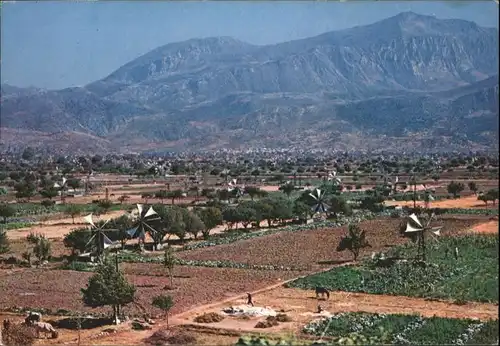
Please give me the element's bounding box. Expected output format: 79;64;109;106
177;216;489;268
286;234;499;303
1;165;498;345
0;265;311;317
302;312;498;345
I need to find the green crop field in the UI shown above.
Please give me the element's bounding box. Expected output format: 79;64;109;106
302;312;498;345
286;234;499;303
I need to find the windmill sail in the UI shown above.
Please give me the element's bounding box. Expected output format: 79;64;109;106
103;234;115;249
144;206;157;218
430;227;442;236
84;214;95;227
409;213;423;228
126;226;139;237
136;204;144;215
405;223;423;233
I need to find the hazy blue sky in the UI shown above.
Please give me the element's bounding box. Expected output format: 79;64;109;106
1;1;498;90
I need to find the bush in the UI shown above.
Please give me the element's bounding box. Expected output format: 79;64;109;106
1;322;36;346
41;200;56;208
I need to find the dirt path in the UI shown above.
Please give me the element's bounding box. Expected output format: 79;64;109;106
384;195;492;209
162;288;499;338
7;210;127;240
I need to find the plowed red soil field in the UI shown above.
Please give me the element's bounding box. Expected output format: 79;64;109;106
177;216;486;268
0;266;310;317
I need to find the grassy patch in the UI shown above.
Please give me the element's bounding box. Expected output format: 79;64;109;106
287;234;498;303
1;222;33;230
302;312;497;345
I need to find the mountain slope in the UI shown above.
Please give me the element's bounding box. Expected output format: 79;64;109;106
0;12;498;153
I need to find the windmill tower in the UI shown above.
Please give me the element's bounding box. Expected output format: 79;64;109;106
421;184;436;209
83;214;120;263
327;171;342;194
84;170;93;196
309;189;330;214
393;176;399;194
403;213;442;262
126;204;162;250
53;177;68;203
227;180;243;202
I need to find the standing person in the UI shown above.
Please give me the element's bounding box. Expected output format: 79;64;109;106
246;293;254;307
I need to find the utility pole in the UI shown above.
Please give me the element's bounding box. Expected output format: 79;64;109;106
413;175;417;209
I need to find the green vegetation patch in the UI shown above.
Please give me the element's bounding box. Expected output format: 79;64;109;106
302;312;497;345
2;222;33;230
287;234;499;303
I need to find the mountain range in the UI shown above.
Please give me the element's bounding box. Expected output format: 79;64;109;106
1;12;498;154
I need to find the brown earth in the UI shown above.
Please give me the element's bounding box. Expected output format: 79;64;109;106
0;265;311;318
177;216;486;268
171;287;499;337
467;220;499;234
384;195;496;209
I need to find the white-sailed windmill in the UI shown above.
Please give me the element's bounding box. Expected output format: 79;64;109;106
404;212;442;262
228;178;238;188
327;171;342;185
82;214;120;262
53;176;68;203
309;188;329;214
125;204;162;250
421;184;436;209
392;175;399;194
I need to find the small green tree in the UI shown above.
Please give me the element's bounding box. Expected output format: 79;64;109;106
64;204;83;224
447;181;465;198
40;187;58;200
243;186;261;201
0;228;10;254
66;178;82;190
184;210;205;239
328;195;351;218
167;189;184;205
26;233;51;265
197;207;223;239
97;199;113;214
235;204;256;229
81;260;136;324
279;183;295;198
293;200;312;222
151;295;174;327
63;228;91;256
468;181;478;195
0;203;15;224
336;224;371;261
486;188;499;205
163;245;176;288
117;195;130;204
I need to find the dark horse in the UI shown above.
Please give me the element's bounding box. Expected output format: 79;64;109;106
315;286;330;299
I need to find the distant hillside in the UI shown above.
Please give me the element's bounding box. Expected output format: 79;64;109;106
1;12;498;153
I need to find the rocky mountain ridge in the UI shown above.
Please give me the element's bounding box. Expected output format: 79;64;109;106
1;12;498;153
